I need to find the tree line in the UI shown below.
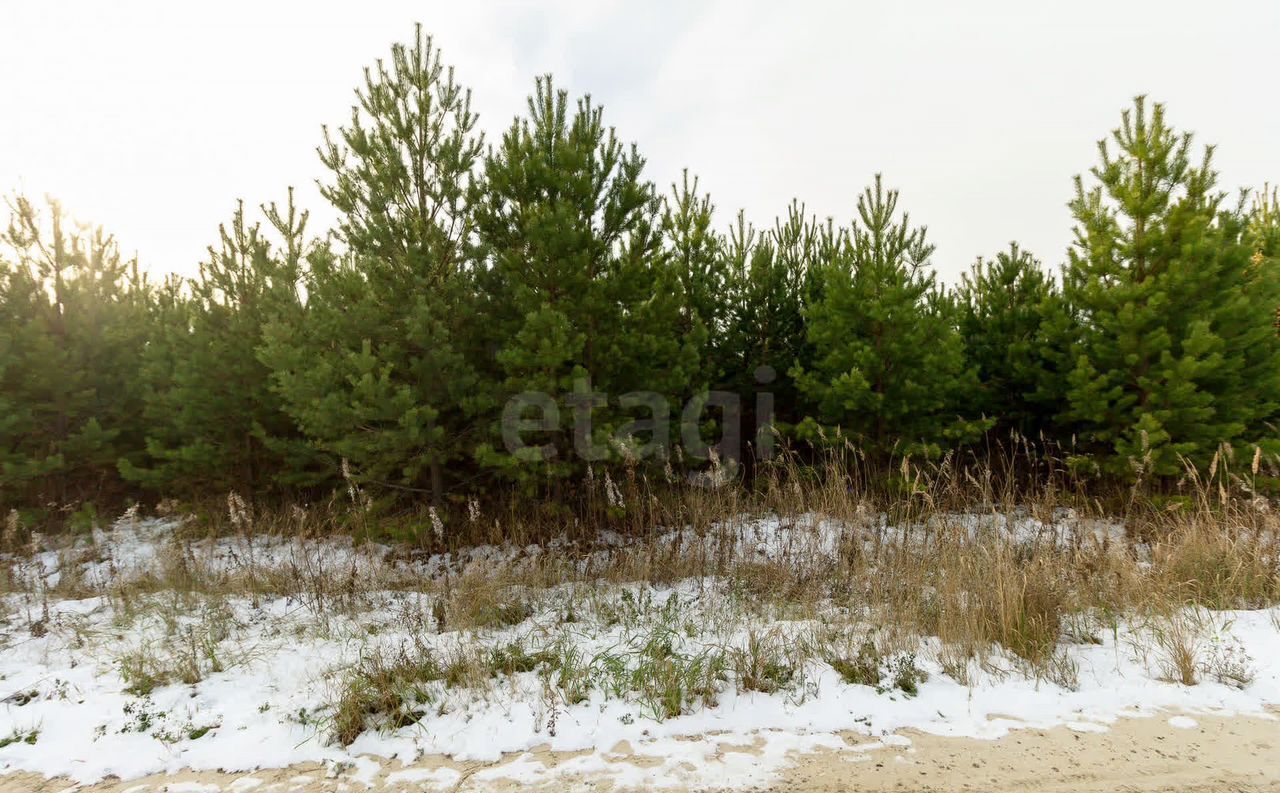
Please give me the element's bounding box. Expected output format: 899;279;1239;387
3;25;1279;526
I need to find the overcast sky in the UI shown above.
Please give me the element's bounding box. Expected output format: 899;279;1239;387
2;0;1277;282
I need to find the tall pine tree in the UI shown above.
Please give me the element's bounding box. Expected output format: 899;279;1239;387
472;77;698;485
261;25;483;507
1063;97;1280;476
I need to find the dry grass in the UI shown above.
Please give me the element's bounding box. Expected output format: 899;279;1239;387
441;569;532;632
3;442;1279;745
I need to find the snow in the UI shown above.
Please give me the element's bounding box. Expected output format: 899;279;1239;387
0;514;1275;789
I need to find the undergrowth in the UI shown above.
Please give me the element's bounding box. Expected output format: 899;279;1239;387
2;444;1278;747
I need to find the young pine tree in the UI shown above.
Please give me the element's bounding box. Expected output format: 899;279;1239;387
1246;185;1280;335
1245;186;1280;435
794;176;985;459
661;171;726;392
472;77;698;486
719;202;834;430
261;25;484;507
957;242;1073;442
0;197;151;521
1063;97;1280;476
122;198;311;500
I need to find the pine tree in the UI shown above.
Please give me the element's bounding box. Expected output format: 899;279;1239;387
661;171;725;391
957;243;1073;441
719;202;834;430
1244;186;1280;437
794;176;985;458
0;196;150;521
261;25;483;507
1246;185;1280;335
122;197;311;500
472;77;698;486
263;247;484;504
1063;97;1280;476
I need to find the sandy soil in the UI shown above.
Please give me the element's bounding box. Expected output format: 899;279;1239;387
768;713;1280;793
4;712;1279;792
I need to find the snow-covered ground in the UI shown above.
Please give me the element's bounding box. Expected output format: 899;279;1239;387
0;514;1276;790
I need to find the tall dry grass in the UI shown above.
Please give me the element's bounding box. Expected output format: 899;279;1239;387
2;440;1278;743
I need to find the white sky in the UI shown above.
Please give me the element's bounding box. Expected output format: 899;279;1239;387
2;0;1277;283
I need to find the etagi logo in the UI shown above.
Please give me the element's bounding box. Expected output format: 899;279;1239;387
500;366;779;472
